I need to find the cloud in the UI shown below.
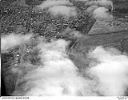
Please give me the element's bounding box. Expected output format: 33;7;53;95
37;0;72;10
93;7;113;20
10;36;128;96
48;6;77;17
1;33;32;51
36;0;113;20
85;0;113;9
89;46;128;95
85;0;113;20
12;39;93;96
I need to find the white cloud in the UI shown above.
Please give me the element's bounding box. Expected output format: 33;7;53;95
9;38;128;96
12;39;96;96
85;0;113;20
89;46;128;95
85;0;113;9
1;33;32;51
93;7;113;20
48;6;77;17
37;0;72;10
36;0;113;20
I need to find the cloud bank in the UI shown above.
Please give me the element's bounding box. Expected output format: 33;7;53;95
10;38;128;96
89;46;128;96
37;0;113;20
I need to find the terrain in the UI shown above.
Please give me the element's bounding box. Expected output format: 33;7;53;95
1;0;128;96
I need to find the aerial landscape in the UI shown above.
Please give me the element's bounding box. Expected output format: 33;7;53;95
1;0;128;96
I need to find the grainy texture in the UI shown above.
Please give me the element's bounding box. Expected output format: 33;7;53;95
1;0;128;96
